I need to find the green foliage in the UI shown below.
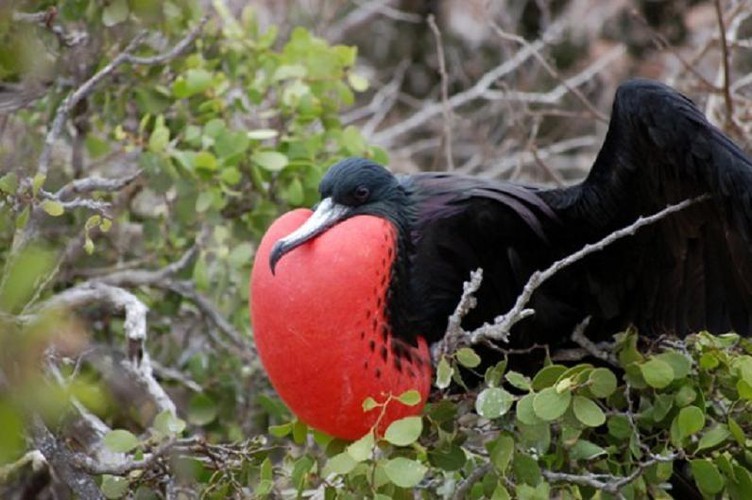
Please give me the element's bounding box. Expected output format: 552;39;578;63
262;331;752;498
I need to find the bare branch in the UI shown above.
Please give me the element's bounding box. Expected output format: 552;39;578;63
427;14;455;170
54;170;142;200
469;194;712;344
487;21;611;123
371;20;565;146
453;463;493;499
29;416;104;499
542;452;679;496
71;437;178;476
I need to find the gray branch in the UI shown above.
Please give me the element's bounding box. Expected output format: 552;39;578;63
468;194;712;344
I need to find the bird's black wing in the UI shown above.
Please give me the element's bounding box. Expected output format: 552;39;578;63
539;79;752;340
404;172;566;344
406;79;752;347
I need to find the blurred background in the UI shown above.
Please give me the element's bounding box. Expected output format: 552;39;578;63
1;0;752;498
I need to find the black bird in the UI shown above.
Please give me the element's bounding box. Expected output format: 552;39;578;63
250;79;752;440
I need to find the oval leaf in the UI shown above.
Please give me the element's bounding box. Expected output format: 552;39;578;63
382;457;427;488
640;358;675;389
384;416;422;446
476;387;514;419
323;452;357;477
533;387;572;421
691;459;725;495
397;389;422;407
588;368;617;398
572;396;606;427
677;406;706;439
456;347;481;368
346;430;374;461
41;200;64;217
103;429;140;453
252;151;289;172
697;425;730;452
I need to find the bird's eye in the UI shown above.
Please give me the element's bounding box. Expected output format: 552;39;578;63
353;186;370;202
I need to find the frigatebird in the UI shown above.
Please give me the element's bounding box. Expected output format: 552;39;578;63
250;79;752;440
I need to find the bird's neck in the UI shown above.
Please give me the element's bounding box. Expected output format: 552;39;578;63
379;188;421;347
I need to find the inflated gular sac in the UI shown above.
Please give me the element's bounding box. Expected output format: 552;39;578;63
251;209;431;440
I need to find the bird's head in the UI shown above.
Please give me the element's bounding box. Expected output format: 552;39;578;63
270;158;408;273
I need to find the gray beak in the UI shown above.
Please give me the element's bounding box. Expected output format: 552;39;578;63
269;198;352;274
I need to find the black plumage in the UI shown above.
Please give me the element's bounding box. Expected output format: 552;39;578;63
271;79;752;349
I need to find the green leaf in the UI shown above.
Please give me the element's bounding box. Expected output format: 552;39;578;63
656;351;691;380
102;0;129;26
569;440;607;461
489;435;514;472
676;406;705;439
252;151;289;172
515;393;542;425
572;396;606;427
691;459;724;495
607;415;632;439
323;452;357;477
103;429;140;453
0;172;18;193
532;365;567;390
588;368;617;398
382;457;427;488
674;384;697;407
428;443;466;471
737;379;752;400
640;358;675;389
456;347;481;368
384;416;422;446
32;173;46;196
181;69;214;98
476;387;515;419
194;151;218;172
346;430;374;461
729;417;745;446
268;422;292;438
101;475;129;499
532;387;572;421
149;125;170;153
362;396;378;412
187;393;217;426
153;410;186;436
512;453;541;485
41;200;64;217
347;72;369;92
436;356;453;389
505;371;532;392
697;424;730;452
397;389;422;406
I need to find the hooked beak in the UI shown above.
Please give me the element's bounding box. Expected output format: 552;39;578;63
269;198;352;274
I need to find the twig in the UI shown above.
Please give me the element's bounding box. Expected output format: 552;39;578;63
53;170;142;200
29;416;104;499
542;452;679;496
453;462;493;499
71;437;178;476
469;194;712;344
487;21;612;123
427;14;455;170
438;269;483;362
713;0;734;131
371;20;565;146
480;45;625;109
